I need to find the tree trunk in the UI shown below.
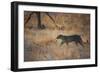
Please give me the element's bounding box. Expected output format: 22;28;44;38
36;12;42;29
24;12;33;25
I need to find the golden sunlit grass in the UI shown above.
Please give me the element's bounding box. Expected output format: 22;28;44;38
24;12;90;61
24;28;90;61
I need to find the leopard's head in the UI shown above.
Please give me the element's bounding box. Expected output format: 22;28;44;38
56;35;64;39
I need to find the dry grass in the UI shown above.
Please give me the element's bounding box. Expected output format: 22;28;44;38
24;12;90;61
24;29;90;61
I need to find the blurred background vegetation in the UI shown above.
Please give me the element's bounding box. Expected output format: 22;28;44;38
24;11;90;61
